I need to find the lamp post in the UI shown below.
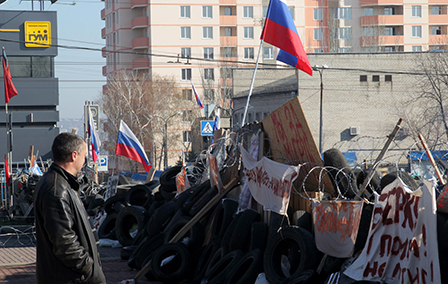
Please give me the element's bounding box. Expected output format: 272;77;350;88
312;64;328;153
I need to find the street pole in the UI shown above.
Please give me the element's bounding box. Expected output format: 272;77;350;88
319;71;323;154
163;120;168;170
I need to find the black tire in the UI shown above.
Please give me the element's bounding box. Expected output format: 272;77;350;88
160;186;177;201
98;212;118;240
145;179;160;189
193;240;220;283
269;211;290;238
173;187;196;211
250;222;269;251
211;198;239;240
293;210;313;233
324;148;358;199
146;201;176;237
229;209;260;252
86;194;104;211
264;226;320;284
221;211;242;249
202;249;244;284
160;166;182;193
353;169;382;196
183;180;211;212
151;243;192;284
380;171;419;191
115;205;148;246
280;269;317;284
103;194;126;215
120;245;137;260
125;184;153;208
205;246;228;275
127;236;148;269
189;186;218;217
146;199;165;217
163;215;205;251
223;249;264;284
151;185;164;201
134;232;166;270
118;175;131;185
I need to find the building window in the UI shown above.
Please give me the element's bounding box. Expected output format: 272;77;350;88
204;48;214;60
360;75;367;82
412;26;421;38
314;8;323;21
180;6;190;18
223;47;234;57
364;8;374;16
255;112;261;122
182;110;193;122
364;27;374;36
203;27;213;39
432;6;442;15
384;46;395;52
432;26;442;35
225;27;232;36
183;131;191;143
263;47;273;59
203;6;212;18
181;69;191;80
244;27;254;39
314;48;324;53
204;68;214;80
289;6;295;20
204;89;214;101
338;48;351;53
248;112;253;123
224;7;232;15
412;46;422;52
338;28;352;39
181;27;191;39
335;8;352;19
181;47;191;59
384;27;395;36
385;75;392;82
384;7;394;15
412;6;421;17
372;75;380;82
182;89;192;100
243;6;253;18
244;47;254;59
263;6;268;18
314;28;323;40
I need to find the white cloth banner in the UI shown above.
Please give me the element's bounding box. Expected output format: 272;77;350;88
313;200;363;258
344;178;441;284
240;145;300;215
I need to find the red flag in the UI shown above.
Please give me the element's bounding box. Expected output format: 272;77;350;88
4;155;10;186
2;48;19;104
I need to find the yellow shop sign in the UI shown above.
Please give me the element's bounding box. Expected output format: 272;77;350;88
24;21;51;47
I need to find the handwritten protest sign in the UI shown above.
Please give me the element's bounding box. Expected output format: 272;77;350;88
240;145;300;215
313;200;363;258
344;178;440;284
176;167;190;194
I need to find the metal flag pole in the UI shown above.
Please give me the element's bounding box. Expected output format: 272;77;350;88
241;40;263;127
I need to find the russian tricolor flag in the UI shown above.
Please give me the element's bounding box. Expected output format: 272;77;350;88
261;0;313;76
116;120;152;172
192;82;204;109
88;107;101;162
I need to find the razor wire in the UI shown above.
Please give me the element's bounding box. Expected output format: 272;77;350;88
0;225;36;247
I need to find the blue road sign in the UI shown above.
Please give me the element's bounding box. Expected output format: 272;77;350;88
201;120;215;136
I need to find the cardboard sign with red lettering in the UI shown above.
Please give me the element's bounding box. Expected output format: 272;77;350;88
240;145;300;215
207;151;223;192
176;167;191;194
344;178;441;284
312;200;363;258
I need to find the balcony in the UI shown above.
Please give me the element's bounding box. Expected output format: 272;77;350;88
101;9;105;20
132;17;149;29
102;47;107;57
101;28;106;39
219;0;236;5
131;0;148;9
133;58;150;69
429;15;448;24
220;36;237;46
429;34;448;45
361;35;403;46
132;37;149;49
220;15;237;26
360;0;403;6
361;15;403;26
102;66;107;76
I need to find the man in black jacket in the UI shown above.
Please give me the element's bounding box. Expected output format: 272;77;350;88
34;133;106;284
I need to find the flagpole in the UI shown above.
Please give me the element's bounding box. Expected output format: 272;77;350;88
241;40;263;126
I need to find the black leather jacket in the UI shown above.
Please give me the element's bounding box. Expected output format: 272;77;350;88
34;164;106;284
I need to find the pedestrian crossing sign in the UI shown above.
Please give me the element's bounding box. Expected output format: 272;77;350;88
201;120;215;136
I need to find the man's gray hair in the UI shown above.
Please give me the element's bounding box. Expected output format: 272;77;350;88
52;133;85;163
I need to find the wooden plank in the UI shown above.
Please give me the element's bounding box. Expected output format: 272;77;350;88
419;134;445;184
261;97;334;197
134;176;240;282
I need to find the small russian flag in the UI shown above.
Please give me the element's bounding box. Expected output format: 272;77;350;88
192;82;204;109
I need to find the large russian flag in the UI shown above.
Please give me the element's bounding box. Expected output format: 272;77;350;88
260;0;312;76
88;107;101;162
116;120;152;172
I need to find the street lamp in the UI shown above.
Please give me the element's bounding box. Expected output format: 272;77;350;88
312;64;328;153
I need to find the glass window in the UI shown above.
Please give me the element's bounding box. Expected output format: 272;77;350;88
244;27;254;39
314;8;322;21
204;47;214;60
412;46;422;52
432;6;442;15
364;8;374;16
255;112;261;122
204;89;214;101
32;56;52;78
412;26;421;38
289;6;295;20
203;6;212;18
225;27;232;36
180;6;190;18
338;28;352;39
314;28;323;40
223;47;234;57
182;89;192;100
412;6;421;17
384;46;394;52
183;131;191;143
263;47;273;59
338;8;352;19
224;7;232;16
8;57;31;77
181;47;191;59
364;27;374;36
243;6;253;18
338;48;351;53
314;48;323;53
204;68;214;80
263;6;268;18
432;26;442;35
181;27;191;39
384;27;394;36
181;68;191;80
384;7;394;15
203;27;213;39
182;110;193;122
244;47;254;59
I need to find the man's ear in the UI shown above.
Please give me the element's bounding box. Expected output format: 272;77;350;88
70;151;77;162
